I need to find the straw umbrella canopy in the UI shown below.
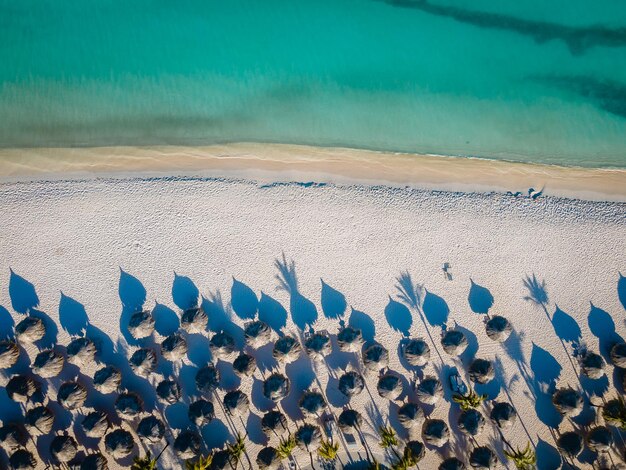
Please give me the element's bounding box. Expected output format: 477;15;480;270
362;343;389;371
104;429;135;459
50;435;78;463
0;340;20;369
136;415;165;443
263;373;290;402
557;431;584;458
15;316;45;343
580;351;606;379
377;373;403;400
233;353;256;378
256;446;281;470
610;343;626;368
403;339;431;367
458;409;486;437
440;457;467;470
489;402;517;429
180;307;208;334
66;337;97;366
552;387;583;417
81;453;109;470
211;450;234;470
129;348;157;377
58;381;88;410
469;446;497;470
82;410;111;439
337;326;364;353
295;423;322;452
0;423;28;452
338;409;363;432
32;349;65;378
338;371;365;399
397;402;425;429
469;359;495;384
223;390;250;418
93;365;122;394
9;449;37;469
6;375;40;404
299;391;326;418
586;426;613;453
174;430;201;459
161;333;188;362
485;316;512;342
128;309;155;339
115;392;144;420
244;320;272;349
304;332;332;361
422;419;450;447
272;335;301;363
25;405;54;435
210;331;235;359
188;399;215;427
441;329;468;356
404;441;426;463
261;410;288;437
156;379;182;405
416;376;443;405
196;364;220;394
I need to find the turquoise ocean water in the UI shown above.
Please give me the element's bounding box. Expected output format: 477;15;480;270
1;0;626;167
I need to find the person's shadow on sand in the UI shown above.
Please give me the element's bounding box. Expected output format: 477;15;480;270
275;254;317;332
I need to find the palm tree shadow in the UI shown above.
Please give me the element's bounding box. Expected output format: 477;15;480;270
231;278;258;320
275;254;317;332
523;274;548;306
468;279;493;314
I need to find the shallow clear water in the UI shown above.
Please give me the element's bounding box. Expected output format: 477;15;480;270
1;0;626;167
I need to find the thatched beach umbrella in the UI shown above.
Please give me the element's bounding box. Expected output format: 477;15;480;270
244;320;272;349
233;353;256;377
416;376;443;405
304;332;332;360
25;405;54;435
115;392;144;420
50;435;78;463
9;449;37;469
404;441;426;463
337;326;364;353
263;373;290;402
223;390;250;418
440;457;467;470
58;381;88;410
552;387;583;417
485;316;512;342
580;351;606;379
188;399;215;427
181;307;208;334
81;453;109;470
362;343;389;371
161;333;188;362
299;391;326;418
15;316;45;343
469;358;495;384
67;337;97;366
397;402;425;429
82;410;111;439
256;446;280;470
136;415;165;443
0;423;27;452
338;409;363;431
422;419;450;447
210;331;235;359
338;371;365;398
104;429;135;459
128;310;155;339
377;373;403;400
211;450;234;470
295;423;322;452
129;347;157;377
174;430;201;459
261;410;288;437
196;364;220;394
610;343;626;368
32;349;65;378
156;379;182;405
6;375;40;403
489;402;517;429
458;409;486;437
93;365;122;394
272;335;301;363
586;426;613;453
557;431;584;458
0;340;20;369
469;446;497;470
403;339;431;367
441;329;468;356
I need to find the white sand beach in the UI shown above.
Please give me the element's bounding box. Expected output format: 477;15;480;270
0;147;625;469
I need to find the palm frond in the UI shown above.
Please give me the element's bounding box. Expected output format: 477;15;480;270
378;425;398;449
131;453;157;470
277;435;297;459
185;454;213;470
504;442;536;470
452;390;488;411
317;438;339;461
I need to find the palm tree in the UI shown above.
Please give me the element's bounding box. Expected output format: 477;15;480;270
276;435;296;460
452;389;487;411
185;455;214;470
227;433;248;468
131;452;157;470
318;438;339;461
378;425;401;460
504;443;536;470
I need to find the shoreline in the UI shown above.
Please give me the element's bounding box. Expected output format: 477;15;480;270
1;143;625;201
